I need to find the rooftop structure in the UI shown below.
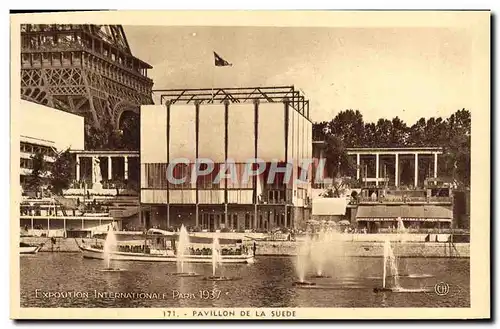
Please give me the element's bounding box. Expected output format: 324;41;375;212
154;85;310;120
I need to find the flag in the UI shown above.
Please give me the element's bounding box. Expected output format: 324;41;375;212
214;51;232;67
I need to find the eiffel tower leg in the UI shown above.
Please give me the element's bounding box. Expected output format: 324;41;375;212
40;69;55;108
81;70;101;128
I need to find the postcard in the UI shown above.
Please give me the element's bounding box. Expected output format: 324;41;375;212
10;10;490;320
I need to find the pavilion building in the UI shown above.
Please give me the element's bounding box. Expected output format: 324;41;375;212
345;147;443;188
139;86;313;231
311;143;455;232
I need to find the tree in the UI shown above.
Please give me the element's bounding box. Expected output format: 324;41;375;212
327;110;365;147
390;117;409;146
322;135;355;179
24;152;47;193
315;108;471;187
312;121;329;141
83;112;140;151
362;122;377;147
49;149;75;195
441;109;471;186
407;117;427;146
120;111;140;150
374;118;393;147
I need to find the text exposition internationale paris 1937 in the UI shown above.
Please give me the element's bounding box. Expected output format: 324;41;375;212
10;10;490;320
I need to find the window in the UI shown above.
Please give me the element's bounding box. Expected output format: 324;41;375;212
32;53;41;65
144;163;168;189
20;158;33;169
21;36;30;49
62;52;71;64
29;36;40;49
21;54;30;65
197;163;220;189
51;53;61;65
245;213;251;229
169;163;193;189
40;35;55;46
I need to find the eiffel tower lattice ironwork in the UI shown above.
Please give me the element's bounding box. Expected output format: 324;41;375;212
20;24;153;136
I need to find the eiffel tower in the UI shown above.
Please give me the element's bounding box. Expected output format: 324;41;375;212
20;24;154;149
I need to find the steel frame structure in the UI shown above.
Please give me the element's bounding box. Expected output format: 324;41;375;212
154;86;310;120
20;24;154;129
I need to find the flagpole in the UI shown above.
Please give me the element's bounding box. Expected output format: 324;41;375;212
211;63;215;103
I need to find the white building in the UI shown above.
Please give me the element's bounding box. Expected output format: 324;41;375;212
19;100;84;186
140;86;313;231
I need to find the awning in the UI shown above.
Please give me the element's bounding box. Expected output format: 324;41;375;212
356;205;452;221
358;217;451;222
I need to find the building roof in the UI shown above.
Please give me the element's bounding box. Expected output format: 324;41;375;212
69;150;140;156
20;135;55;148
346;147;443;154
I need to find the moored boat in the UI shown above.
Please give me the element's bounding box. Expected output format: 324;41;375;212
20;242;43;254
78;244;254;263
78;228;255;264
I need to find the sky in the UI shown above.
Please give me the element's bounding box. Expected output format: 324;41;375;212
124;25;473;124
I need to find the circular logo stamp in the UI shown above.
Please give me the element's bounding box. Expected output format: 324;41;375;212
434;282;450;296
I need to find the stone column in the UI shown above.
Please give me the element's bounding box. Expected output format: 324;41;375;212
254;204;258;229
414;153;419;187
224;204;228;229
284;205;288;228
356;154;360;180
434;153;438;178
195;204;199;227
375;154;380;186
395;153;399;186
90;156;95;184
108;156;112;180
75;155;80;183
167;204;170;228
124;156;129;180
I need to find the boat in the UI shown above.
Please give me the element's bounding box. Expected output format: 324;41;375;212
20;242;43;254
78;245;254;263
78;228;255;264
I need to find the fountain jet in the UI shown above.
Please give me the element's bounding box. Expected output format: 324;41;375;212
100;222;123;272
171;224;199;277
293;232;318;286
204;234;237;281
374;239;401;292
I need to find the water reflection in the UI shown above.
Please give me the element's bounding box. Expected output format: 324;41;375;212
20;254;470;308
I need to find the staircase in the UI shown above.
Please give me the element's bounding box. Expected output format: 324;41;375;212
107;195;140;218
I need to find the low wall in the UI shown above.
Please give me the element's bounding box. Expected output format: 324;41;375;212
190;232;267;240
255;241;469;258
20;237;470;258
